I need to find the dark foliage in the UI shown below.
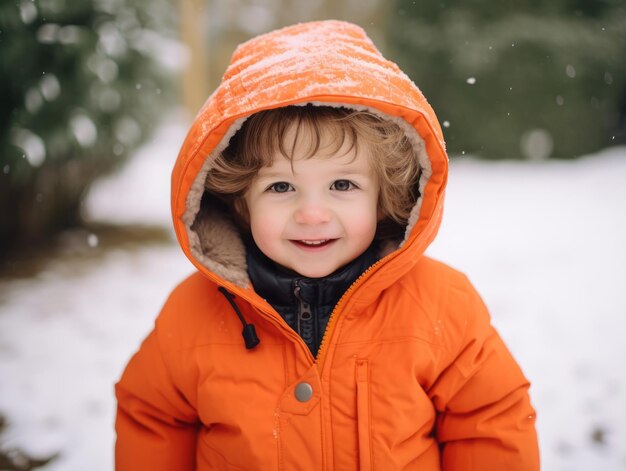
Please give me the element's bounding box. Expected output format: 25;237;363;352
389;1;626;159
0;0;176;254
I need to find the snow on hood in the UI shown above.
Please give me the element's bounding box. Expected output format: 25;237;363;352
170;20;449;289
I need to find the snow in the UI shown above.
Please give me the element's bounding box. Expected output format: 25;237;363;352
11;128;46;167
70;114;98;148
520;128;554;160
1;116;625;470
25;87;44;114
87;233;99;248
57;26;84;46
19;1;37;24
40;75;61;102
113;116;141;147
36;24;60;44
84;116;182;226
214;21;421;120
89;56;119;83
97;22;128;58
566;64;577;78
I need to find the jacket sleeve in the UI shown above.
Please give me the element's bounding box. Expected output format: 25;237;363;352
429;276;540;470
115;328;199;471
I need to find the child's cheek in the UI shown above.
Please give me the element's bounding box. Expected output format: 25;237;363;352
249;201;286;245
341;200;379;234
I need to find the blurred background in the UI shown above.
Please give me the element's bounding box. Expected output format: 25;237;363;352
0;1;625;470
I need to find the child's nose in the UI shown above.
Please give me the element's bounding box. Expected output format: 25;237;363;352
293;201;332;225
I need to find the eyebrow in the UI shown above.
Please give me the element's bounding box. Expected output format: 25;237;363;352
255;157;373;180
256;169;371;181
334;168;371;176
255;170;292;180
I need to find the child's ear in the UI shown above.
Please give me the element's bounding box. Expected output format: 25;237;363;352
377;207;386;222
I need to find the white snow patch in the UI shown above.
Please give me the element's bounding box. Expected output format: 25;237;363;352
84;113;188;226
0;247;191;471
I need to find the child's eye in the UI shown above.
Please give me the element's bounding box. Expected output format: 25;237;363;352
267;182;293;193
330;179;357;191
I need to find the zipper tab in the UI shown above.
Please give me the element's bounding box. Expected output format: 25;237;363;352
293;281;312;336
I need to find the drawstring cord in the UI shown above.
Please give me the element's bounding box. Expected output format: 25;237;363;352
217;287;260;350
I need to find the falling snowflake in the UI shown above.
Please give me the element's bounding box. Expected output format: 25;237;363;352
87;233;99;248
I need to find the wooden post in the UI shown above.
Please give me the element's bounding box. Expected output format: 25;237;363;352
180;0;210;116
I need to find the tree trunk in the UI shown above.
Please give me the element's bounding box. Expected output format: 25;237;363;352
180;0;210;116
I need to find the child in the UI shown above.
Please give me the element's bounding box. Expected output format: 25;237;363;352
115;20;539;470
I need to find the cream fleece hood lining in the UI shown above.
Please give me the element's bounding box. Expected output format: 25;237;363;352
183;102;432;289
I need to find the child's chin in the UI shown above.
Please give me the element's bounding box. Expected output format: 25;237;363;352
293;266;336;279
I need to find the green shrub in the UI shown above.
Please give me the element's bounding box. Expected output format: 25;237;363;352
389;2;626;159
0;0;176;253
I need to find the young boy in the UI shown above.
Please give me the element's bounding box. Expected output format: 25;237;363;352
115;20;540;470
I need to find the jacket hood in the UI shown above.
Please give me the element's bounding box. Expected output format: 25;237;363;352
171;20;449;297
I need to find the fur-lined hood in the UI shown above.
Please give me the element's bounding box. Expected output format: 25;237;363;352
171;20;449;296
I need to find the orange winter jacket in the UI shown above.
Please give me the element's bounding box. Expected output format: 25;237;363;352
115;20;539;470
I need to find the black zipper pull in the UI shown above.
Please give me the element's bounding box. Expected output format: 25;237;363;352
293;280;312;336
218;287;260;350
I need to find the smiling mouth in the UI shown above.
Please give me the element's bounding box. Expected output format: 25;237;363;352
290;239;337;248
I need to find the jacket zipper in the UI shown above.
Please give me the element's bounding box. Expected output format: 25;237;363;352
213;248;400;365
314;253;394;369
293;280;312;338
314;218;442;366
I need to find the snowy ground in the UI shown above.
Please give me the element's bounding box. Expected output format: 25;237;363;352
0;117;625;470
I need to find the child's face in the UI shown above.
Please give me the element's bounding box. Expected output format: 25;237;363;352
244;126;379;278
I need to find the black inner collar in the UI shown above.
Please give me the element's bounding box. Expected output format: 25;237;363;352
245;236;379;308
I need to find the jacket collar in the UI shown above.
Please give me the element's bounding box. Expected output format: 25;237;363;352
245;237;379;308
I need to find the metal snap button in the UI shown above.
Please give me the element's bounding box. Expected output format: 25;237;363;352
294;382;313;402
